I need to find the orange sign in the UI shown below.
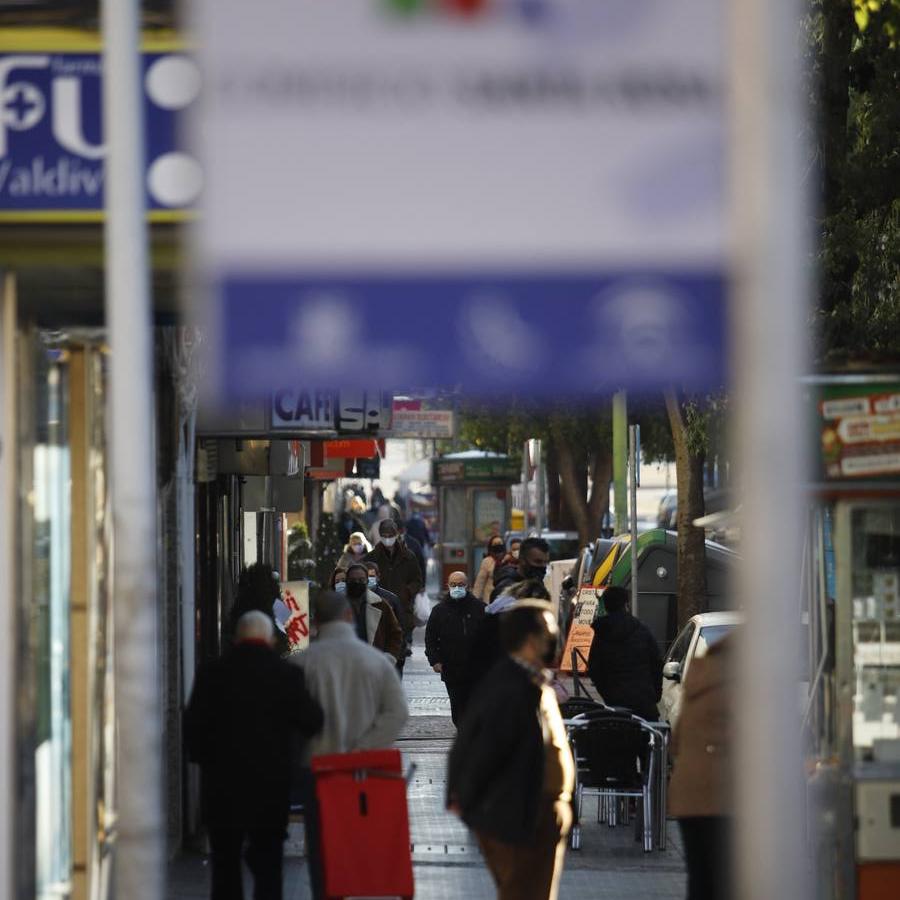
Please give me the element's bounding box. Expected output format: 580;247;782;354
324;439;384;459
559;588;602;674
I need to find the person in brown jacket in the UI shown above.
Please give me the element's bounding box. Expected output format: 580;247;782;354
343;563;404;664
365;519;423;675
668;634;734;900
473;535;507;603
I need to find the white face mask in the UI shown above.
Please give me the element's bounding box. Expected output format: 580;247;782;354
382;536;397;548
367;576;377;588
449;586;467;600
511;549;520;559
351;544;364;555
335;581;347;594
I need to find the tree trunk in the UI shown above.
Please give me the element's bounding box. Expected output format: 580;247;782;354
545;438;564;530
557;441;603;547
587;450;612;534
665;392;707;627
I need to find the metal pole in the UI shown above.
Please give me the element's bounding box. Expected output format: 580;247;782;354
101;2;164;898
629;425;639;619
0;274;17;900
534;438;545;533
613;390;628;535
521;439;530;533
732;0;809;897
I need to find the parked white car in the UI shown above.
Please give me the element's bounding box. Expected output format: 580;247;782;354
658;611;743;724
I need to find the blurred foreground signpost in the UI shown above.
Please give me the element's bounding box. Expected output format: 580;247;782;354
195;2;810;897
102;0;162;898
731;0;810;898
194;0;728;401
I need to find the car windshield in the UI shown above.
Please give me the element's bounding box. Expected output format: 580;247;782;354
695;624;735;658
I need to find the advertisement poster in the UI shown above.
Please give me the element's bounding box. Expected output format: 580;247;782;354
818;384;900;480
560;587;603;674
281;580;311;652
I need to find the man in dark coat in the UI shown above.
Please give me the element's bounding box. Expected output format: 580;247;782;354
404;511;432;549
400;523;427;585
489;536;551;602
447;601;574;900
468;578;550;688
587;585;663;722
184;611;324;900
365;518;423;675
425;570;485;725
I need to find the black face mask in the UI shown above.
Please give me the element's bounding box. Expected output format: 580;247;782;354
523;565;548;582
346;581;366;599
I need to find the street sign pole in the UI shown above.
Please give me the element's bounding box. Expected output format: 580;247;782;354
629;425;640;619
613;391;628;537
732;0;810;897
101;1;163;897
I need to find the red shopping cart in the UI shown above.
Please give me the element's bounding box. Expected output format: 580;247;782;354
311;748;415;900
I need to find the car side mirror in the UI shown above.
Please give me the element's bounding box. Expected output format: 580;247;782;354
662;660;682;682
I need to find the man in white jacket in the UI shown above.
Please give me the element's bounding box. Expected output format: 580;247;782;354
290;590;408;898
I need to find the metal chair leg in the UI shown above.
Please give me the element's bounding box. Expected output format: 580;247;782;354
570;784;584;850
642;785;653;852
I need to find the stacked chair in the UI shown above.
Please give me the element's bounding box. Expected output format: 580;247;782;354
562;703;663;852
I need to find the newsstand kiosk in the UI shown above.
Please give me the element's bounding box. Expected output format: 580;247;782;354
432;452;520;586
806;374;900;899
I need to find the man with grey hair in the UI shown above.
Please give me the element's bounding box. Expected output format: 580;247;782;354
291;591;408;898
185;611;324;900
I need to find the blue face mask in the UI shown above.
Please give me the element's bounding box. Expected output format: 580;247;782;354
367;576;377;588
449;586;467;600
335;581;347;594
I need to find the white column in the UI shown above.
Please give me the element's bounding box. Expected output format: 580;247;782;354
101;2;164;898
732;0;810;897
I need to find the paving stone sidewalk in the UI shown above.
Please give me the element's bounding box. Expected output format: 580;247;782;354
169;618;686;899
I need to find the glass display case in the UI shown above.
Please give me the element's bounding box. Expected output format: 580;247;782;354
847;506;900;761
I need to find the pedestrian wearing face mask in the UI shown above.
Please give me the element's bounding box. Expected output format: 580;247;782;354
329;568;348;595
473;535;507;604
364;561;404;627
425;571;486;726
447;601;574;900
365;561;406;676
337;531;372;571
342;563;403;664
490;536;551;603
365;519;423;675
503;538;522;567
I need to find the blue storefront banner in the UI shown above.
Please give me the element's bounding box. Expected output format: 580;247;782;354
218;270;728;399
0;43;199;219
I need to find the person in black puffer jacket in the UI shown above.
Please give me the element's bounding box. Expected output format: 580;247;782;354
587;586;663;721
425;570;485;725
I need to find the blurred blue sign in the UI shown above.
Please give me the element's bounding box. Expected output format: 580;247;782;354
0;46;200;219
219;271;726;398
200;0;728;397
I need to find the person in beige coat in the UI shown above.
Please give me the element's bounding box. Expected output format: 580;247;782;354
473;535;507;603
668;634;734;900
337;531;371;571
